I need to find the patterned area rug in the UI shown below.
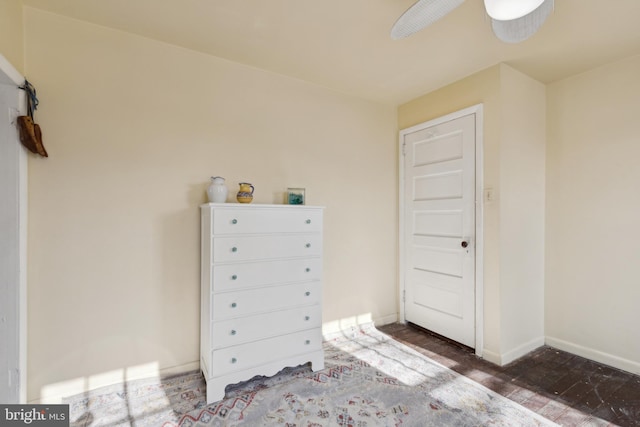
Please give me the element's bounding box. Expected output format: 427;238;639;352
65;324;557;426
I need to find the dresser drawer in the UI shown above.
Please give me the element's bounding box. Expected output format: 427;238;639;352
211;304;322;349
212;234;321;263
212;281;321;320
212;208;322;235
212;258;322;292
210;328;323;377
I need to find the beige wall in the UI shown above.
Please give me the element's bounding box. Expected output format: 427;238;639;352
24;8;397;402
546;54;640;374
398;64;546;364
21;1;640;404
0;0;24;72
499;66;546;361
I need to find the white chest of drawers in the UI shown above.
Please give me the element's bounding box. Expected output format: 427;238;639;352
200;203;325;403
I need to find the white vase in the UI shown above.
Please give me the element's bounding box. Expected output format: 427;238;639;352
207;176;228;203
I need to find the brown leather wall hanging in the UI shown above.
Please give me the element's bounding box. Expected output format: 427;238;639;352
17;80;48;157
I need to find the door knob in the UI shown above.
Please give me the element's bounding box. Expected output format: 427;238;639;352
461;241;469;248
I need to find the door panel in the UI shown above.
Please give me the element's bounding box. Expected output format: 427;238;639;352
414;170;463;200
402;113;476;348
412;244;463;277
413;132;463;166
414;210;463;237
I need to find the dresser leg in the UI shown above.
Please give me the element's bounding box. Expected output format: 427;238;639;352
309;351;325;372
205;379;227;404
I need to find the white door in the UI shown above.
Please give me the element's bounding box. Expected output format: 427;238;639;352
401;112;476;348
0;80;21;403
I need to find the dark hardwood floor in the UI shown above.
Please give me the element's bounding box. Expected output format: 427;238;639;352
378;322;640;427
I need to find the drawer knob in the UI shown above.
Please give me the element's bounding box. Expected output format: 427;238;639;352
305;340;311;345
305;243;311;248
231;219;238;224
231;302;237;308
305;316;310;321
305;268;311;273
231;247;238;253
231;274;238;281
305;291;311;296
231;357;237;364
230;329;237;336
306;219;311;224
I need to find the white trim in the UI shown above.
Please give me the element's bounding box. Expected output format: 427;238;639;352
322;313;376;337
374;313;400;327
473;106;484;358
0;54;23;86
398;129;406;323
18;89;27;404
398;104;484;355
160;361;201;377
0;53;27;404
481;349;502;366
546;336;640;376
30;361;201;404
322;313;401;338
501;336;545;366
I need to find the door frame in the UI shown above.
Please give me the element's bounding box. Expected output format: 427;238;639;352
0;53;27;403
398;104;484;357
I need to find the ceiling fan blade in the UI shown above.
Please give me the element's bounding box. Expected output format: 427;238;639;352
391;0;466;40
490;0;554;43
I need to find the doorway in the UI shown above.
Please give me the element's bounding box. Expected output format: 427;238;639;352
399;105;483;354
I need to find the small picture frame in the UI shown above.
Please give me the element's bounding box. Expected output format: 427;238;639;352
287;188;305;205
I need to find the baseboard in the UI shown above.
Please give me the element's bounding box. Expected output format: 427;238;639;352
322;313;398;338
158;361;201;378
482;349;502;366
32;361;200;404
501;336;545;365
374;313;399;327
322;313;375;337
482;336;545;366
545;336;640;375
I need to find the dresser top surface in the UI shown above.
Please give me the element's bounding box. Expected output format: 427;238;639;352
200;203;325;210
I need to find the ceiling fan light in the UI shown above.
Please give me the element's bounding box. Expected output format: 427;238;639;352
391;0;466;40
484;0;545;21
491;0;554;43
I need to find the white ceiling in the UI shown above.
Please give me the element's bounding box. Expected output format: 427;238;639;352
22;0;640;105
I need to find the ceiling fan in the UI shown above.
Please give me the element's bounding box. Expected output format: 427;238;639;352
391;0;554;43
